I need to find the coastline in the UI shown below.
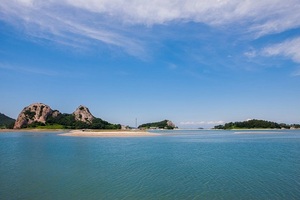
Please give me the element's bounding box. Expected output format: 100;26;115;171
59;129;159;137
0;129;66;133
0;129;158;137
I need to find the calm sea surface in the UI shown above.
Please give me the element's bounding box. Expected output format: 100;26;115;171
0;130;300;199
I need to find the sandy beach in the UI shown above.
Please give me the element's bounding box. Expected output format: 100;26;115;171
0;129;64;133
59;130;159;137
0;129;159;137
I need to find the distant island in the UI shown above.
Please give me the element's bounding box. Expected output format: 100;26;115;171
2;104;299;131
12;103;121;130
138;120;176;130
1;103;177;131
214;119;300;130
0;113;15;129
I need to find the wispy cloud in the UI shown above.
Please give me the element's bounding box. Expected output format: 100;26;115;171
262;37;300;63
180;121;225;125
291;68;300;76
244;49;257;58
0;63;59;76
0;1;147;57
1;0;299;58
65;0;300;36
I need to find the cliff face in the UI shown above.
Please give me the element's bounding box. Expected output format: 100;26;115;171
73;105;95;124
13;103;59;129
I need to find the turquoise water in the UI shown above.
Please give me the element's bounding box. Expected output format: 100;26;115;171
0;130;300;199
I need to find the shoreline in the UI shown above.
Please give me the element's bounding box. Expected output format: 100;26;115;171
0;129;160;137
59;130;159;137
0;128;67;133
0;128;159;137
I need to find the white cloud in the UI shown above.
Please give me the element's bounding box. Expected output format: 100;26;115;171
0;0;147;57
63;0;300;35
1;0;300;55
244;49;257;58
262;37;300;63
180;121;225;125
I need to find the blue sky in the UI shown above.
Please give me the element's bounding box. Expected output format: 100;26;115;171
1;0;300;128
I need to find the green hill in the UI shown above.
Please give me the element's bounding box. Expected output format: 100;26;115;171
43;113;121;129
138;120;176;130
13;103;122;130
214;119;300;129
0;113;15;129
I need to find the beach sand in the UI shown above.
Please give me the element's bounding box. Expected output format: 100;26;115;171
59;130;159;137
0;129;64;133
0;129;159;137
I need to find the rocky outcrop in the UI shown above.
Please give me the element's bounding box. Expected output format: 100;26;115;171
51;110;60;118
13;103;60;129
167;120;176;128
73;105;95;124
13;103;119;129
138;119;176;129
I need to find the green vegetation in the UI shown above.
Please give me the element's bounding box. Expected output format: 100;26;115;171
291;124;300;129
21;113;121;129
34;124;65;129
138;120;175;129
24;110;36;120
45;113;121;129
214;119;300;130
0;113;15;129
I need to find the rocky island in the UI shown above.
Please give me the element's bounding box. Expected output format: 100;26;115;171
13;103;121;130
138;119;176;130
214;119;300;130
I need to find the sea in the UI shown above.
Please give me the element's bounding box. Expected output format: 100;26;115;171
0;129;299;200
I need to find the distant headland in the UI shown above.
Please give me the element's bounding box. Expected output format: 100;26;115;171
138;120;177;130
1;103;299;131
0;113;15;129
214;119;300;130
0;103;176;131
11;103;121;130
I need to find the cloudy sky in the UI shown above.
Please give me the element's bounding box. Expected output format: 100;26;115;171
1;0;300;128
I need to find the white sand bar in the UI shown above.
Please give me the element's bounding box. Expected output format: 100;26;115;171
59;130;159;137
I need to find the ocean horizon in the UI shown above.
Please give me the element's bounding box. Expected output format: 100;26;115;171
1;129;299;199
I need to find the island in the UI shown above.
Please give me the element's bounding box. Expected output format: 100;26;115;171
0;113;15;129
138;120;176;130
13;103;121;130
214;119;300;130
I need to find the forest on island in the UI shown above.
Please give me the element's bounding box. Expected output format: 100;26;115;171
0;113;15;129
25;113;121;129
138;120;175;129
214;119;300;130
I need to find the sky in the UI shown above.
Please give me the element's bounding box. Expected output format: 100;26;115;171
1;0;300;128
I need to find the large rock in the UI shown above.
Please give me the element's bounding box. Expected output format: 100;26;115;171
167;120;176;128
73;105;95;124
14;103;58;129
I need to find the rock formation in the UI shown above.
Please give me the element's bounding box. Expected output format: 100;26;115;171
73;105;95;124
13;103;59;129
167;120;176;128
138;119;176;129
13;103;120;129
